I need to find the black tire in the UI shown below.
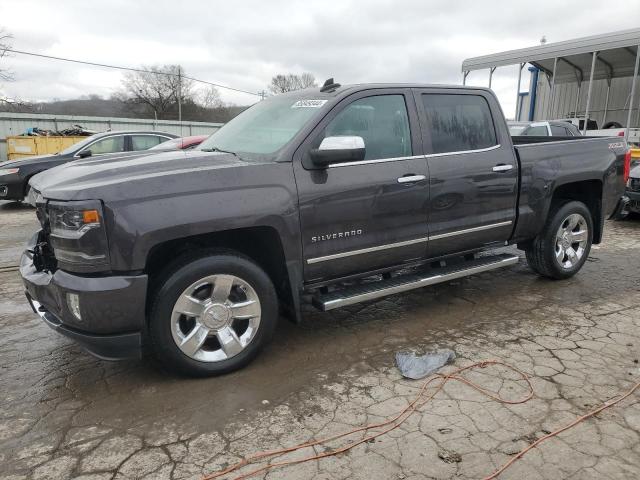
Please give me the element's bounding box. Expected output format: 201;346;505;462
149;251;278;377
525;201;593;280
602;121;623;129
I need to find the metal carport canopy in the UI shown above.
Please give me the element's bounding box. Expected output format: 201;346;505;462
462;28;640;83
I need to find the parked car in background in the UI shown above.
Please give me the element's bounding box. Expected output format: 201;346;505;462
0;130;178;202
21;82;629;376
507;121;531;135
622;160;640;216
150;135;209;151
555;117;640;144
519;121;582;137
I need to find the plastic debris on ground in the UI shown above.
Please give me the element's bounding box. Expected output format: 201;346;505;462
395;349;456;380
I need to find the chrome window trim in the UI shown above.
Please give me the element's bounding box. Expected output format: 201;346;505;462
306;220;513;264
429;221;513;241
328;155;425;168
307;237;429;264
327;144;502;168
424;144;501;159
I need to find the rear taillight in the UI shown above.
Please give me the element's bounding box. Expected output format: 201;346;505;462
624;150;631;183
618;131;625;136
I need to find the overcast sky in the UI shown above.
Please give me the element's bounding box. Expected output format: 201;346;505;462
1;0;640;116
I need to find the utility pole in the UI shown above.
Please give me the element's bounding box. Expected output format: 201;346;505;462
177;66;182;123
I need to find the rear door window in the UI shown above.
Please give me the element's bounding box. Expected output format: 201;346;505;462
522;125;549;136
550;125;566;136
131;135;166;151
421;94;497;154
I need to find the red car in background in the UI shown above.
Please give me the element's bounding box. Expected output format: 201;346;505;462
149;135;209;151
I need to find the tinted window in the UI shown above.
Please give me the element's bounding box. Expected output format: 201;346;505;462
321;95;412;160
550;125;566;136
131;135;165;151
421;94;496;154
567;124;581;136
522;125;548;136
578;119;598;130
84;136;125;155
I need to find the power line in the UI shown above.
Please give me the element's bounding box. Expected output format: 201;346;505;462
2;48;262;97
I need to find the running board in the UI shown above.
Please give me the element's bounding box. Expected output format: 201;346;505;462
312;254;519;311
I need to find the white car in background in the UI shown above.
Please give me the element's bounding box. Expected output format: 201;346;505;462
555;117;640;145
518;121;582;137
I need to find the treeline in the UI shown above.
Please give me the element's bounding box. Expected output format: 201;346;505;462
12;95;248;123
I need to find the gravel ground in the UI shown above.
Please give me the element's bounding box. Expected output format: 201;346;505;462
0;201;639;480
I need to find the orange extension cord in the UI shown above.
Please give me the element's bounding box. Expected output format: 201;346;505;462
201;361;640;480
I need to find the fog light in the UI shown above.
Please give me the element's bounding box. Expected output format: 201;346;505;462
67;293;82;320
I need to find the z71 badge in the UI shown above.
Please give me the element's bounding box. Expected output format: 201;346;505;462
311;229;363;243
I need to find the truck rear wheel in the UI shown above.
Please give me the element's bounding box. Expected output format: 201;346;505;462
149;252;278;377
525;201;593;280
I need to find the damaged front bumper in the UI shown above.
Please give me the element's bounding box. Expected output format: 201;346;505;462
20;232;147;360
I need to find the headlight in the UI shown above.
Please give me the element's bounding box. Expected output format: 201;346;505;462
0;168;19;176
50;208;101;238
48;200;111;272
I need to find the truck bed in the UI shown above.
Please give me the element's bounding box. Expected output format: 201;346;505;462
511;135;627;243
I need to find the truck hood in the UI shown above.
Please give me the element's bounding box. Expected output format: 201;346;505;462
31;150;251;202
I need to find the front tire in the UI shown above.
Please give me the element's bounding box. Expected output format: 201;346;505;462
149;252;278;377
525;201;593;279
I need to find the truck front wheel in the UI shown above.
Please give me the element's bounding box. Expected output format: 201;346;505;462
149;252;278;376
525;201;593;280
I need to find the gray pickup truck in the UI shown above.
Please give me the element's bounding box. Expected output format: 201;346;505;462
21;81;630;376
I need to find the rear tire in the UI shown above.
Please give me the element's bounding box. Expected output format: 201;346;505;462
149;251;278;377
525;201;593;279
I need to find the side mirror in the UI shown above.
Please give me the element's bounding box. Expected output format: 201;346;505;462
310;136;366;167
78;150;92;159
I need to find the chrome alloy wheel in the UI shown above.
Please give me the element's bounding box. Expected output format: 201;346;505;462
170;274;261;362
555;213;588;269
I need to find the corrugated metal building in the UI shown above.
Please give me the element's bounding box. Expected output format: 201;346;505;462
462;28;640;134
519;74;636;126
0;112;223;161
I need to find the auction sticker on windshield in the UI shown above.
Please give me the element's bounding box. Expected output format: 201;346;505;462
291;99;328;108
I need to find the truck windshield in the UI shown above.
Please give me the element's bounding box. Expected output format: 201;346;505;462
197;96;324;159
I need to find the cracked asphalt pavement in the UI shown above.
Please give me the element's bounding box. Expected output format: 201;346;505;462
1;200;639;479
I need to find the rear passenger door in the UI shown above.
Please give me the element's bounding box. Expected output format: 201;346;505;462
414;89;518;257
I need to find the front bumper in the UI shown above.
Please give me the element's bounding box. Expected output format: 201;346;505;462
0;174;26;201
20;233;148;360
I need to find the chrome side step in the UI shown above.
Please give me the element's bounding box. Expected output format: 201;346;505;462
312;254;519;311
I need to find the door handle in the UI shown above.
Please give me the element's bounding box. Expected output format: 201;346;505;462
397;174;426;183
492;164;514;172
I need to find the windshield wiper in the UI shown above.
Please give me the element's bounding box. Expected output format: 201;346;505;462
200;146;241;159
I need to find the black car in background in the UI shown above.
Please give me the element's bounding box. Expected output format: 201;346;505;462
0;130;177;202
624;161;640;215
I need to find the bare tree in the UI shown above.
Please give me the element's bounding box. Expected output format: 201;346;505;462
196;86;224;108
120;64;193;119
0;28;12;82
0;28;30;111
268;72;317;94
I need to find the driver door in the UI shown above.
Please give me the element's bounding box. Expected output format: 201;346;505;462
293;89;429;282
